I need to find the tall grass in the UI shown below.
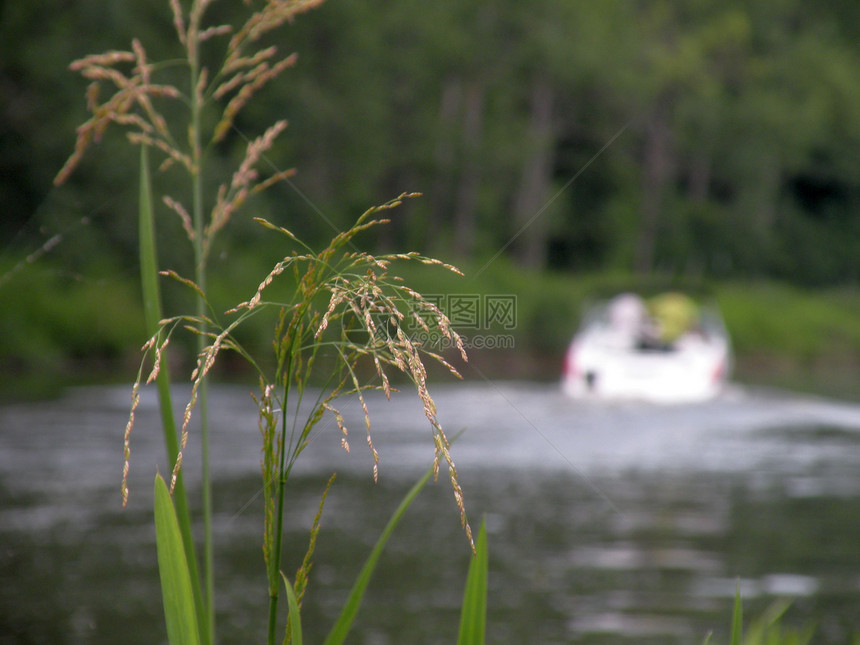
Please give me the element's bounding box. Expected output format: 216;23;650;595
54;1;484;643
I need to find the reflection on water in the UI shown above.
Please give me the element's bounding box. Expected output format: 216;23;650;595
3;383;860;643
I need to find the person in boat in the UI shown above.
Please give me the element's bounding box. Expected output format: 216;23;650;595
645;292;700;348
607;292;648;340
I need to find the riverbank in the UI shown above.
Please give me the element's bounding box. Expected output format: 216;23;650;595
401;261;860;399
1;257;858;400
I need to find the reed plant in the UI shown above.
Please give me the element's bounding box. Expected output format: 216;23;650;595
54;1;484;643
702;588;815;645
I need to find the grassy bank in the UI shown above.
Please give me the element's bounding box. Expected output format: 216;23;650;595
2;254;859;398
377;259;860;396
0;257;145;398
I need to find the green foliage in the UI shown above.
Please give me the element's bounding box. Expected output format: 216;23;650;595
137;145;163;337
279;572;303;645
274;466;487;645
705;588;815;645
731;586;743;645
8;0;860;391
0;255;144;380
8;0;860;285
716;282;860;361
153;474;200;645
6;246;860;393
138;145;206;641
156;199;474;645
284;473;335;643
397;260;860;376
744;600;815;645
457;518;488;645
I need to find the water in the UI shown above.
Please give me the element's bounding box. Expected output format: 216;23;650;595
3;381;860;643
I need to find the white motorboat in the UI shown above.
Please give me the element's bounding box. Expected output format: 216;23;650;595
561;293;731;403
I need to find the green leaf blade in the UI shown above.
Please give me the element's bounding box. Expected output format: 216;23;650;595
457;518;488;645
280;572;303;645
154;474;201;645
138;144;165;335
730;581;743;645
322;464;434;645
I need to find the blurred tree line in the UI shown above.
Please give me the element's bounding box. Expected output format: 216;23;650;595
3;0;860;288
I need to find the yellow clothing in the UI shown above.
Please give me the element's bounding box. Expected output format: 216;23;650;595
648;292;699;343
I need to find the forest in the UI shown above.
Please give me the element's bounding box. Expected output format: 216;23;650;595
3;0;860;387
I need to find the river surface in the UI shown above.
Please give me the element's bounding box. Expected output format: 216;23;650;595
3;381;860;643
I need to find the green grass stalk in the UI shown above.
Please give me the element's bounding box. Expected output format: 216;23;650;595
139;145;207;643
187;3;214;640
457;518;488;645
730;584;743;645
268;349;294;645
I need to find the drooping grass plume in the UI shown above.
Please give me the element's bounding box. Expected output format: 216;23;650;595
124;196;475;642
156;195;474;545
